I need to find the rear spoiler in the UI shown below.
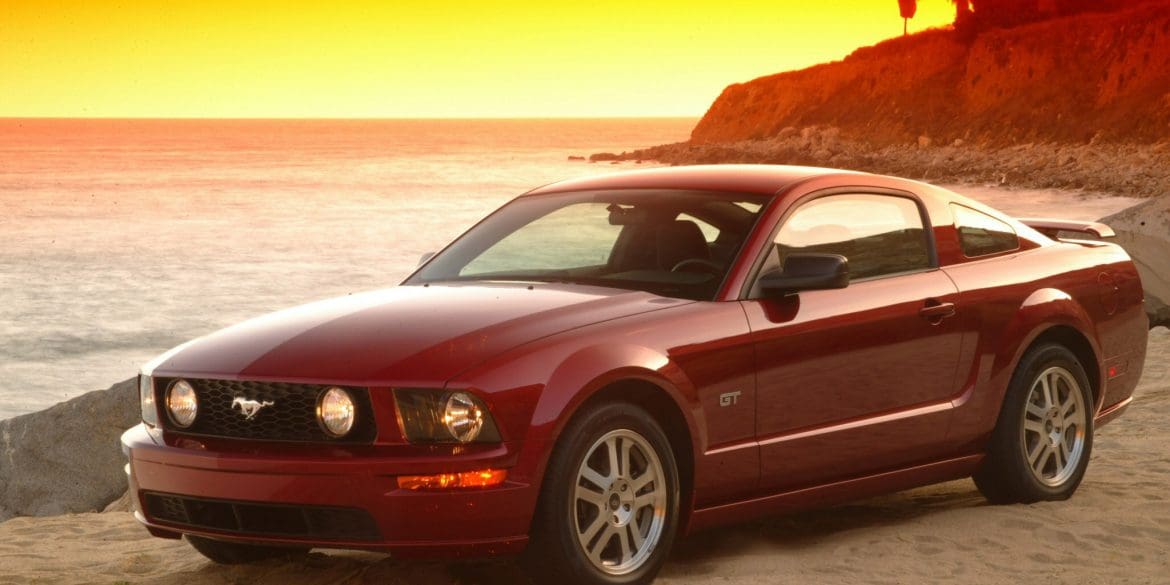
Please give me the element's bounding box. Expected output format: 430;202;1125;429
1018;218;1115;239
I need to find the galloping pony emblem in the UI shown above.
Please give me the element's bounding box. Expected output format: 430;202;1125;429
231;396;275;420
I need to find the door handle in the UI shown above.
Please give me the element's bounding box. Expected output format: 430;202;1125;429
919;300;956;322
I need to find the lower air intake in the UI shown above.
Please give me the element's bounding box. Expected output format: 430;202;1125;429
143;492;380;542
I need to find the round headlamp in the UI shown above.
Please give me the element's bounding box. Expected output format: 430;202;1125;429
166;379;198;428
444;391;485;443
318;387;356;437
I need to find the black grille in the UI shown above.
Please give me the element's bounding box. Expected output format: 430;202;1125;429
143;492;380;541
156;378;376;443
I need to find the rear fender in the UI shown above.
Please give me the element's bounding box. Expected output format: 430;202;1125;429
950;287;1102;450
994;288;1103;410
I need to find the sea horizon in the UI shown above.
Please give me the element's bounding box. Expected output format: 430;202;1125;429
0;115;700;121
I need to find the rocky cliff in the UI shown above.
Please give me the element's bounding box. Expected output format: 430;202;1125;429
691;1;1170;147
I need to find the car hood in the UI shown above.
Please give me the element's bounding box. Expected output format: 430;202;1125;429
146;283;690;384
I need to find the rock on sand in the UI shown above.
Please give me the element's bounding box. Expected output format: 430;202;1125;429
0;378;138;521
1102;196;1170;328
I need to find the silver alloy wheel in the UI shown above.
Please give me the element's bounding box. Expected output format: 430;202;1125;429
572;428;667;576
1020;366;1087;487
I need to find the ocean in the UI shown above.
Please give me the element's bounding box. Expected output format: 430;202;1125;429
0;118;1138;420
0;118;694;419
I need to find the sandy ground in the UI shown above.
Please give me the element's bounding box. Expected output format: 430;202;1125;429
1;327;1166;585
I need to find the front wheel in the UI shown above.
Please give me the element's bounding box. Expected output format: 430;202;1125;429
524;402;679;585
974;343;1094;504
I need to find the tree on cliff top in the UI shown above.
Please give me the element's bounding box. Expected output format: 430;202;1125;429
899;0;917;34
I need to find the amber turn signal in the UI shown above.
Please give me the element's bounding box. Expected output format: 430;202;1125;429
397;469;508;491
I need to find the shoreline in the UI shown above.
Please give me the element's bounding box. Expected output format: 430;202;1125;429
589;129;1170;199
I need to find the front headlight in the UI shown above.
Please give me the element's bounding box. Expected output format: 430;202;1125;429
317;386;356;437
394;389;501;444
165;379;198;428
139;374;158;426
444;392;485;442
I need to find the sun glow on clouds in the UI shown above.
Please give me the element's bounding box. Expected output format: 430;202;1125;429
1;1;954;118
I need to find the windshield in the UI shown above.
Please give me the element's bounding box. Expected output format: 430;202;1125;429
407;189;772;300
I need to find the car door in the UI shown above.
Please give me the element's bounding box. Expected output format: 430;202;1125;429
740;192;965;493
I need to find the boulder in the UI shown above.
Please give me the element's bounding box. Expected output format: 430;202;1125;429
1101;197;1170;329
0;378;139;521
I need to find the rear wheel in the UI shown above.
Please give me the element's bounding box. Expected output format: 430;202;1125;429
974;344;1094;504
186;535;309;564
523;402;679;585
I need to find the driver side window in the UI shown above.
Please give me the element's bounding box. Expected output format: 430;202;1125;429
776;194;932;281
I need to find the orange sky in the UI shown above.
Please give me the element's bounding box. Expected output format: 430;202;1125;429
0;1;954;118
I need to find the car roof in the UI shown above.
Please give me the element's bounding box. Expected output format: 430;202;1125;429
524;164;869;197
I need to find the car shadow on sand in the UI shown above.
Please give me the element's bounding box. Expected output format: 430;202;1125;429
659;479;987;579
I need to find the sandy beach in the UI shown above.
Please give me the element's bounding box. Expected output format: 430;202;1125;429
1;328;1165;584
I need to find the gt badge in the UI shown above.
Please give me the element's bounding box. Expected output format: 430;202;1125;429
719;391;742;407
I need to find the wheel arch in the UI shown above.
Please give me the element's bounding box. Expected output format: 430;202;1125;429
519;374;694;582
527;342;704;462
567;378;697;532
997;288;1105;412
523;343;702;535
1021;325;1102;409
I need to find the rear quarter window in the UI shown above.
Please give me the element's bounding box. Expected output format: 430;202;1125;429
952;204;1019;257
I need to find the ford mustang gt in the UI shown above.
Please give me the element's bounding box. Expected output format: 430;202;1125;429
122;165;1147;585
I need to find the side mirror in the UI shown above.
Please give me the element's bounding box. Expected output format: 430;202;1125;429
759;253;849;298
418;251;436;266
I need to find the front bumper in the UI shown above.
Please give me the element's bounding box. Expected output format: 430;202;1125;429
120;424;535;557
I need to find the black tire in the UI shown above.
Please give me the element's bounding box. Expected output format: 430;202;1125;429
186;534;310;564
522;402;680;585
974;343;1095;504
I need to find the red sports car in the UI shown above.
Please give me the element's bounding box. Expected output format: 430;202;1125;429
122;165;1147;585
